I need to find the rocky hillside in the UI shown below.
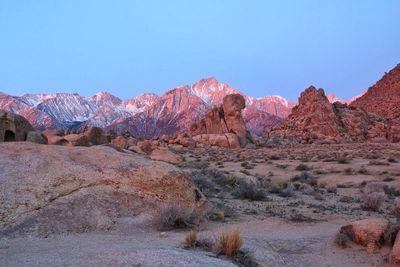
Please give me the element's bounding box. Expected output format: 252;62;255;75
351;64;400;121
269;86;399;144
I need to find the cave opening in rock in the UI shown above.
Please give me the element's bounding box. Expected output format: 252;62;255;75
4;130;16;142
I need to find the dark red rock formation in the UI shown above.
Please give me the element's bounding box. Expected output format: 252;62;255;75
269;86;397;143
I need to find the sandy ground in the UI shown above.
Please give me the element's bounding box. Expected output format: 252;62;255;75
0;216;390;267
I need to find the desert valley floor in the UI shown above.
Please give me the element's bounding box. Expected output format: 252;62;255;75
1;142;400;266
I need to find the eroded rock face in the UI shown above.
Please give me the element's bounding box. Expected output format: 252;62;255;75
351;64;400;121
0;109;34;142
0;142;205;236
189;94;252;147
269;86;396;143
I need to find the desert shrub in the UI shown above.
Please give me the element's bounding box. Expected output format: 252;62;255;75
388;157;398;163
269;155;280;160
214;229;243;257
233;181;267;201
337;157;350;164
275;163;289;169
382;224;399;246
295;163;310;171
279;182;296;197
314;169;328;175
290;172;318;186
383;185;400;198
183;230;198;248
152;203;204;230
207;203;235;221
358;166;369;174
191;171;214;193
335;232;351;248
344;168;354;175
360;192;386;211
327;186;337;194
240;169;252;176
232;250;260;267
368;160;389;166
288;209;313;222
390;198;400;225
383;177;396;182
196;237;214;251
339;196;354;203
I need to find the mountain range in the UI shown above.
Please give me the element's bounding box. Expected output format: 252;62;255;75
0;77;365;139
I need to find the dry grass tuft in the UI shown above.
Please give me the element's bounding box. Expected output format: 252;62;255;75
183;230;198;248
214;229;243;257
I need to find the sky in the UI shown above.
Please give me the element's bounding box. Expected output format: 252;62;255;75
0;0;399;101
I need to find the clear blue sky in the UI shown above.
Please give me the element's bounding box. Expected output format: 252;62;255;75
0;0;399;101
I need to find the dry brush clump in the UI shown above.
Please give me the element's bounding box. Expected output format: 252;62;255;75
233;181;267;201
152;203;204;230
360;192;386;211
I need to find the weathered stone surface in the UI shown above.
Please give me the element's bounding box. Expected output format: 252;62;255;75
149;148;184;164
339;218;389;252
0;142;204;236
0;109;34;142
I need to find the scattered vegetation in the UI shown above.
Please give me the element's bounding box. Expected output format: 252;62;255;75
360;192;385;211
327;186;337;194
233;181;267;201
152;203;204;230
337;157;351;164
290;172;318;186
358;166;369;174
295;163;310;171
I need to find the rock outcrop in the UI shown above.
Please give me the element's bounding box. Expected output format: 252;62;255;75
351;64;400;142
0;142;205;236
189;94;253;147
268;86;398;144
45;126;108;147
339;218;389;252
0;109;34;142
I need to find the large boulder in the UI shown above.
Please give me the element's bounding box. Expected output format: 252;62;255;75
149;148;184;164
0;142;205;236
339;218;389;252
50;127;109;147
26;131;48;144
0;109;34;142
